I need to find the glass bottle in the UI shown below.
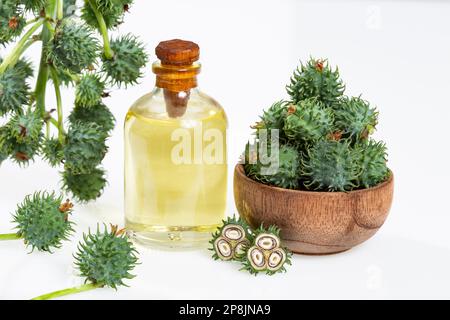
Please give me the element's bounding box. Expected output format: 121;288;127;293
124;40;228;249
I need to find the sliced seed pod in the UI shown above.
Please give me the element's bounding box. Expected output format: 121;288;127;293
210;216;252;261
241;225;292;276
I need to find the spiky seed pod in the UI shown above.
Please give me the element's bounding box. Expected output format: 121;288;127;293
75;74;106;108
283;98;334;144
64;122;108;174
69;102;116;133
253;101;289;143
0;118;42;166
302;139;359;192
210;216;252;261
334;96;378;142
0;1;25;45
287;58;345;107
255;100;288;131
244;143;300;190
241;225;292;276
81;3;124;30
355;139;389;188
46;21;99;74
41;138;64;167
74;224;138;289
101;34;147;87
12;192;75;252
0;58;33;116
6;109;43;144
62;167;107;202
19;0;46;11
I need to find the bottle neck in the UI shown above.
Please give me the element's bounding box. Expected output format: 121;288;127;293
152;62;201;92
152;62;201;118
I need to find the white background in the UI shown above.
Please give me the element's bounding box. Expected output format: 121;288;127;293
1;0;450;299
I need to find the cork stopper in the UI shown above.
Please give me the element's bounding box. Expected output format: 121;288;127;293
156;39;200;66
154;39;200;118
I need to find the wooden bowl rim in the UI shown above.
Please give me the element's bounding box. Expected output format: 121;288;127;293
234;164;394;197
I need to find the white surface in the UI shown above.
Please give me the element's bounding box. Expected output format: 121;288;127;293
1;0;450;300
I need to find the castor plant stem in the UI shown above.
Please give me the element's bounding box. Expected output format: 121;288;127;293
32;283;103;300
49;66;65;143
87;0;113;59
35;1;57;117
57;0;64;20
0;233;22;241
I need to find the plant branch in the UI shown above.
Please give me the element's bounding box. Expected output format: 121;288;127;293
0;19;45;74
31;283;103;300
35;1;58;117
57;0;64;20
87;0;114;59
0;233;22;241
49;66;65;143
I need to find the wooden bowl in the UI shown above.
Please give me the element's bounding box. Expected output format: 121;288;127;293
233;165;394;255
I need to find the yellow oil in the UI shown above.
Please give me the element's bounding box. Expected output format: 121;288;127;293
124;105;227;248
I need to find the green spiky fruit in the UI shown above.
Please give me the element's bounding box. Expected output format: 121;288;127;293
241;225;292;276
74;224;138;289
6;109;43;144
256;101;288;131
284;98;334;144
287;58;344;107
69;102;115;133
334;96;378;142
19;0;46;11
355;139;389;188
101;34;147;87
64;122;108;174
210;216;252;261
63;167;107;202
0;1;25;45
0;117;42;166
302;139;359;191
0;58;33;116
46;21;99;74
244;143;300;189
12;192;75;252
75;74;106;108
41;138;64;167
82;3;124;30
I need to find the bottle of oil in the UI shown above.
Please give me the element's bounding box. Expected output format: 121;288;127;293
124;39;227;249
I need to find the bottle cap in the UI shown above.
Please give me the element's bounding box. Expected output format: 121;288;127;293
155;39;200;65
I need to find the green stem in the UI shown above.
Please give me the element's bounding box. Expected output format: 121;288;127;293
0;19;45;74
0;233;22;241
35;1;57;116
32;283;103;300
87;0;114;59
57;0;64;20
49;66;65;143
